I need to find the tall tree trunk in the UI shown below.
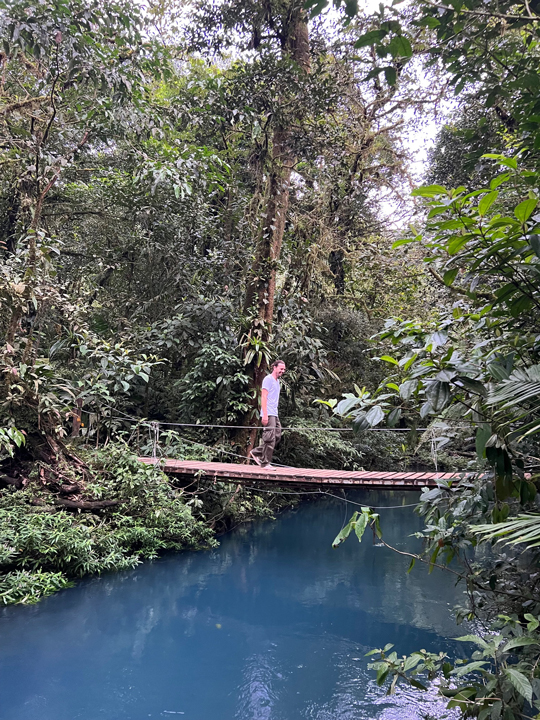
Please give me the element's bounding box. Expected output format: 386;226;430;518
240;8;311;455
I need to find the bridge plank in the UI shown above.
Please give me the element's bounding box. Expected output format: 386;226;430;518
137;458;474;488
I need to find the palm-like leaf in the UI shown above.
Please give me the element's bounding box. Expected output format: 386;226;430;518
488;365;540;439
488;365;540;407
472;514;540;549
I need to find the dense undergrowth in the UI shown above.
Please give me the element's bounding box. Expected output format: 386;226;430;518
0;444;297;605
0;418;479;607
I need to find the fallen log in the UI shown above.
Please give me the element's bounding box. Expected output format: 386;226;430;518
53;498;123;511
59;483;81;494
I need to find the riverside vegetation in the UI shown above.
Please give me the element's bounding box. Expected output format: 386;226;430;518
1;0;540;717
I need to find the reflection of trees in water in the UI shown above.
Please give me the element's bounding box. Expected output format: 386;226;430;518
0;494;464;720
254;495;463;638
43;495;461;653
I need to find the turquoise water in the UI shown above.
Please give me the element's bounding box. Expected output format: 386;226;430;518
0;490;462;720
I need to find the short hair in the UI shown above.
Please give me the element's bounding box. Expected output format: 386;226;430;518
272;359;286;368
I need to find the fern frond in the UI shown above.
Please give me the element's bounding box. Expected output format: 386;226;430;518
472;514;540;550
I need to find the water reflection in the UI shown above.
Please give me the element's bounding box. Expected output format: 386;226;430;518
0;490;463;720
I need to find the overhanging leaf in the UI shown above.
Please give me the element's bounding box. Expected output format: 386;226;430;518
514;198;537;224
452;661;488;677
354;30;385;48
354;512;369;541
529;234;540;258
332;515;357;548
411;184;447;198
443;268;459;286
425;381;450;412
478;190;498;216
505;668;533;703
387;407;401;427
387;35;412;58
365;405;385;426
503;636;540;652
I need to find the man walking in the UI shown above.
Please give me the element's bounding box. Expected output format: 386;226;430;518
250;360;286;469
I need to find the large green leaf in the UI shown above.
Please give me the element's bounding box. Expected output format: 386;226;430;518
354;512;369;541
488;366;540;409
411;184;447;197
503;636;540;652
454;376;487;396
387;35;412;58
365;405;385;426
455;634;491;650
472;514;540;549
387;407;401;427
487;356;514;381
452;661;488;677
332;513;358;548
514;198;537;224
504;668;533;703
399;379;418;400
475;425;491;459
529;233;540;258
478;191;498;216
448;235;472;255
508;295;533;317
384;67;397;86
352;413;371;433
336;396;361;416
425;381;450;412
443;268;459;286
354;30;385;48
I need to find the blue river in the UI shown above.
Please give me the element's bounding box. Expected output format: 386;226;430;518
0;490;462;720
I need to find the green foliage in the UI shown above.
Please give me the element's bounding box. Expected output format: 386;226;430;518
0;447;215;604
0;0;427;457
138;428;214;462
278;420;363;471
328;161;540;504
335;487;540;716
331;507;381;547
472;514;540;550
366;616;540;718
427;97;507;190
170;335;251;424
0;425;25;459
0;570;72;605
305;0;540;716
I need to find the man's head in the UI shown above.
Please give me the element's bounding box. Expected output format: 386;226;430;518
271;359;286;378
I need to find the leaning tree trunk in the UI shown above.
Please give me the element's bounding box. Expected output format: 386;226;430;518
240;9;311;455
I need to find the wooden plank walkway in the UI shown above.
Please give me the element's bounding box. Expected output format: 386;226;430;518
138;458;478;489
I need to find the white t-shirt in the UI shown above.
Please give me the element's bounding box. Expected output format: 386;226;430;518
261;374;280;417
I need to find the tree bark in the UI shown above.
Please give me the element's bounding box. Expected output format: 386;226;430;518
53;498;123;511
240;7;311;455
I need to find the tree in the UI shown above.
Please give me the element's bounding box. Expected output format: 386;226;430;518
427;96;506;189
0;0;166;453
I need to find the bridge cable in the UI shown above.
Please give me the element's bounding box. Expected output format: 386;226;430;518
96;405;471;433
238;484;421;510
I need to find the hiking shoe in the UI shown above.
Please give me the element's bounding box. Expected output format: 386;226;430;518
249;451;262;466
262;463;275;470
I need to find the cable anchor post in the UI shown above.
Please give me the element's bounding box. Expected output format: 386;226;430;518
151;421;160;459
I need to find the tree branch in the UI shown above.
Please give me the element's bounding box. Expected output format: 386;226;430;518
427;265;495;300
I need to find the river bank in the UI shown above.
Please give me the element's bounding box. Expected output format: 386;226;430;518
0;444;300;606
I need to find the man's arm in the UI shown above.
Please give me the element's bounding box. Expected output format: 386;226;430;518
261;388;269;426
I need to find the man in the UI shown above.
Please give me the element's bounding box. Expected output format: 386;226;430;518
250;359;286;469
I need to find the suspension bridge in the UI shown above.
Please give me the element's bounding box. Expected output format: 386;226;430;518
138;458;479;489
94;412;477;489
